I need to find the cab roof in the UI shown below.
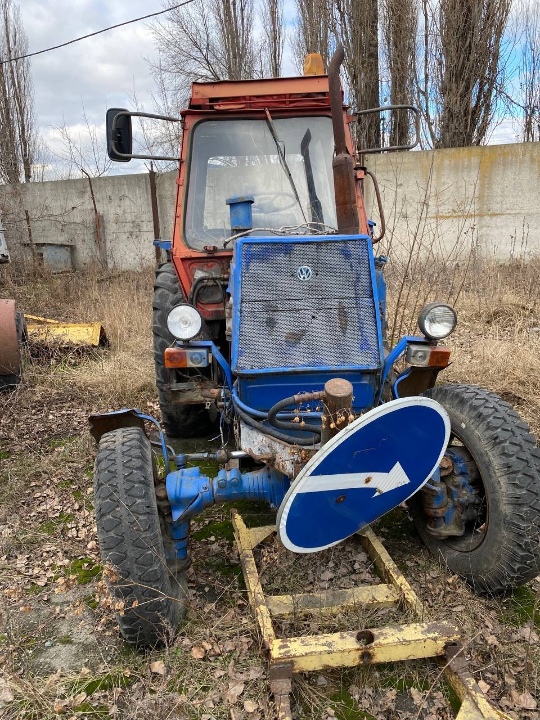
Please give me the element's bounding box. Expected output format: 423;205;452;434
188;75;331;112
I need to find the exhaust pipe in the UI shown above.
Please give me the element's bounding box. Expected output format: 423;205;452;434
328;45;359;235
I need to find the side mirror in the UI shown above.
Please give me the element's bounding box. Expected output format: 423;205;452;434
106;108;132;162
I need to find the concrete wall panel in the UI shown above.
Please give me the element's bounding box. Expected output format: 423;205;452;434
1;142;539;272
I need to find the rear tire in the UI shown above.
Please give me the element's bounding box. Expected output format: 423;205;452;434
153;262;214;438
94;426;187;648
408;384;540;594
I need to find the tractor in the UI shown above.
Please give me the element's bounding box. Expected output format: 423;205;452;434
91;47;540;650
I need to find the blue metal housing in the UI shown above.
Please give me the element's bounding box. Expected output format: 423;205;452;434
226;195;255;233
230;234;384;413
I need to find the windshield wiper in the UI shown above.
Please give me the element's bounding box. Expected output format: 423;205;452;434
300;128;324;225
264;108;308;224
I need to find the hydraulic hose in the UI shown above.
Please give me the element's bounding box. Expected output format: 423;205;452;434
267;394;322;439
232;395;320;446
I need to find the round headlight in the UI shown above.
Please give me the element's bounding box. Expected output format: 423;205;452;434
167;305;202;341
418;302;457;340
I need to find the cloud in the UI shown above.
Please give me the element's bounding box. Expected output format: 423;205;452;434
20;0;160;158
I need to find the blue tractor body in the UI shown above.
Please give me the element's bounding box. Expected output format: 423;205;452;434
230;234;384;413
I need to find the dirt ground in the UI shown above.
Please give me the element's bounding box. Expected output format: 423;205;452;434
1;262;540;719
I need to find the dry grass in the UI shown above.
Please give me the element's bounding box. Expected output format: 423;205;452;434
1;257;540;719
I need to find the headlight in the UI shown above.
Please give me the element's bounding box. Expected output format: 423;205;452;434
418;302;457;340
167;305;202;341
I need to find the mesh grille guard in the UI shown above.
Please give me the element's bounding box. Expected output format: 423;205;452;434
231;235;382;374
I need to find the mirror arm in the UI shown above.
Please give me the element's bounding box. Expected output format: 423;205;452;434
356;105;421;155
111;111;181;162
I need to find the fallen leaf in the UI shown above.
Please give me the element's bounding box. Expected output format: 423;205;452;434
0;686;14;704
519;626;540;644
53;699;69;713
410;687;424;705
485;634;500;648
149;660;167;676
510;690;537;710
191;646;206;659
224;681;245;704
244;699;258;713
478;680;490;694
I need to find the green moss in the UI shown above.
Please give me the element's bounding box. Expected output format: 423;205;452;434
373;508;415;542
379;666;431;692
233;499;276;527
70;671;134;696
72;701;110;717
0;450;10;460
84;594;99;610
193;519;235;542
39;512;74;535
49;435;76;449
500;586;540;628
57;635;73;645
204;557;243;580
69;557;102;585
330;690;376;720
26;582;46;595
442;680;461;713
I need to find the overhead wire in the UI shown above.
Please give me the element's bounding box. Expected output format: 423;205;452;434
0;0;197;64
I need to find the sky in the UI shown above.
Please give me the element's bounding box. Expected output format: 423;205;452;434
19;0;168;176
18;0;521;178
17;0;299;177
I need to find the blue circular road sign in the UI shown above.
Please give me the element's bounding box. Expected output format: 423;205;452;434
277;397;450;553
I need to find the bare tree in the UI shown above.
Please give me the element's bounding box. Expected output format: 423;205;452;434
381;0;418;147
262;0;284;77
291;0;332;72
417;0;512;148
51;108;112;179
0;0;37;184
333;0;381;149
150;0;256;111
515;0;540;141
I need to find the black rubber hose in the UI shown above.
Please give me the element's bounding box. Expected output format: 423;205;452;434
267;396;322;439
232;396;319;446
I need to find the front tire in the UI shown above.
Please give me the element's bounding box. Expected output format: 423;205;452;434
94;426;187;648
409;384;540;594
153;262;214;438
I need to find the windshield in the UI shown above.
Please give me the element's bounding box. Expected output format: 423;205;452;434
184;117;337;249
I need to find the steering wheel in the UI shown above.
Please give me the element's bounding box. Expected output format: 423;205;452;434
252;192;297;214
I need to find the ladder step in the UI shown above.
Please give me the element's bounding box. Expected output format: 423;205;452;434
271;620;461;672
266;584;399;616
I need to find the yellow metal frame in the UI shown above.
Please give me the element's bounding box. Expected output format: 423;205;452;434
231;511;510;720
25;315;107;347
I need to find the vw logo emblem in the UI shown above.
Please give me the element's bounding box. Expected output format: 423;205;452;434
296;266;313;281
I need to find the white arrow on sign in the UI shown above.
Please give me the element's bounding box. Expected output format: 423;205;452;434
296;461;410;498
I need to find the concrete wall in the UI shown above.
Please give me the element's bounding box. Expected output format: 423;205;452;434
1;141;539;272
364;142;540;260
0;170;177;271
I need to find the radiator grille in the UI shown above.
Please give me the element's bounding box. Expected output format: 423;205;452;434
235;238;381;372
